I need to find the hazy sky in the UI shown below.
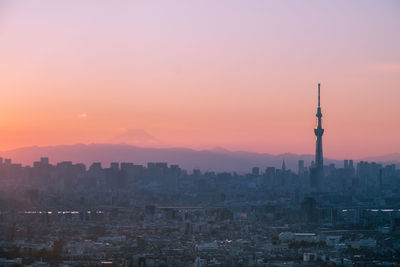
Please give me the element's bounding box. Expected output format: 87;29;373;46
0;0;399;158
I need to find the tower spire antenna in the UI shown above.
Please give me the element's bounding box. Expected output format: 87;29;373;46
318;83;320;107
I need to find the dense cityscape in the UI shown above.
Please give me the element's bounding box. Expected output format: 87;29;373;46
1;86;399;266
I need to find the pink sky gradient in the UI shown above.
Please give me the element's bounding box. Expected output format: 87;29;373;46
0;1;399;158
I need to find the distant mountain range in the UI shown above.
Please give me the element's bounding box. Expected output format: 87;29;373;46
360;153;400;164
0;144;398;173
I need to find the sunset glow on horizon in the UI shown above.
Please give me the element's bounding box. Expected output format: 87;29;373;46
0;0;399;159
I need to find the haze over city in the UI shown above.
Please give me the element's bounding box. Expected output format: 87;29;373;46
2;1;400;266
1;0;399;159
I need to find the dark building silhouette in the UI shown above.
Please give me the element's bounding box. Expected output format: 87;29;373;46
281;160;286;172
252;167;260;176
298;160;304;175
311;83;324;190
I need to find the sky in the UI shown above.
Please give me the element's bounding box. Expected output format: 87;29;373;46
0;0;399;159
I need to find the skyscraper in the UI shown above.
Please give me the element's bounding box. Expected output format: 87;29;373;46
298;160;305;175
310;83;324;190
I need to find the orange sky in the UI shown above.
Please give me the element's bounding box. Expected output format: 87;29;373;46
0;1;399;158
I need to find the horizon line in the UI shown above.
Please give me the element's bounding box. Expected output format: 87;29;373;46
0;142;399;162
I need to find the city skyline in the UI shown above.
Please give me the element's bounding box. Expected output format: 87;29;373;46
1;2;400;266
1;0;399;158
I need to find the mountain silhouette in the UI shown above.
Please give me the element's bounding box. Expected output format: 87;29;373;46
0;144;397;173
